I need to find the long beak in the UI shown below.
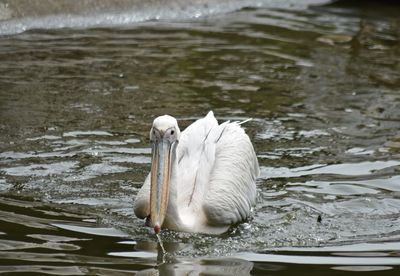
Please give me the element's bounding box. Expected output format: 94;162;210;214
149;139;172;234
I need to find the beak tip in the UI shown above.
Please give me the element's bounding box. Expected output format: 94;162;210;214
154;224;161;234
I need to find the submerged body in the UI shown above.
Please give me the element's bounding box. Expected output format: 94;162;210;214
134;111;259;234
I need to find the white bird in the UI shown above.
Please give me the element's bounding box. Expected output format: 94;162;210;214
134;111;259;234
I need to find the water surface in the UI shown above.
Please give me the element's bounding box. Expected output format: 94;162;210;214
1;0;400;274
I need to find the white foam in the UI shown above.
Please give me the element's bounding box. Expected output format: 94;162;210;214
0;0;331;35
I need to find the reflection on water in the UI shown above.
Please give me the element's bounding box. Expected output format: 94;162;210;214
1;0;400;274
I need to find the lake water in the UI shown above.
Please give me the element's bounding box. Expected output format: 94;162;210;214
1;0;400;274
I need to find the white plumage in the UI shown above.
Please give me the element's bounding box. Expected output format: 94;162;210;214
134;111;259;234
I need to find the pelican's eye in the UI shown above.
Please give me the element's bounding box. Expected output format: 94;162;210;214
164;128;177;143
150;128;161;142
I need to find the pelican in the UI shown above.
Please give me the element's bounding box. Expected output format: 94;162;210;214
134;111;259;234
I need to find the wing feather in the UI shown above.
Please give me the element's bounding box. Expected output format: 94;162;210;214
176;111;218;209
177;111;218;162
202;122;259;226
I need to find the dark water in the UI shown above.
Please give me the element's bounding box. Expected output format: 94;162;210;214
1;0;400;274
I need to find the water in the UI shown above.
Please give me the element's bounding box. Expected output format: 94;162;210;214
1;0;400;274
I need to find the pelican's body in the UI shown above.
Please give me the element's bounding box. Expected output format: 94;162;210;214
134;111;259;234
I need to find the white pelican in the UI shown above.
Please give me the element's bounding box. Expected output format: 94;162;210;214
134;111;259;234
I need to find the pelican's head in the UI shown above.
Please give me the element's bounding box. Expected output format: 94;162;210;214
149;115;180;234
